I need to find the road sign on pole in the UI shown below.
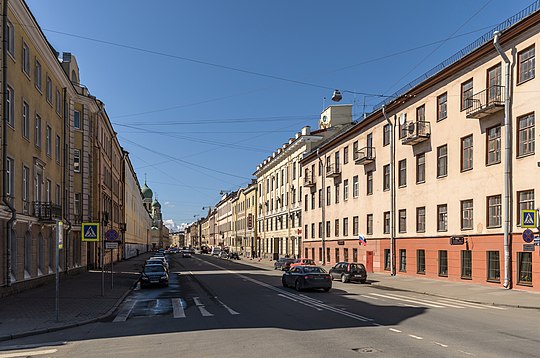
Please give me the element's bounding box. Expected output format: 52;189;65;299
105;229;119;242
521;210;537;228
82;223;100;242
522;229;534;243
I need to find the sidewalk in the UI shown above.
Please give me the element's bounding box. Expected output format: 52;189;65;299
0;252;151;342
241;257;540;309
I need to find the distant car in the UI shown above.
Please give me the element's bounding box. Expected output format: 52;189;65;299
219;251;229;259
182;250;192;258
329;262;368;283
282;266;332;292
289;258;316;269
140;264;169;288
211;247;222;256
274;258;295;271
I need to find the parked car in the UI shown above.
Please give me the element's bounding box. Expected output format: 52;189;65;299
211;247;222;256
146;257;169;272
140;264;169;288
219;251;229;259
274;258;295;271
289;258;316;269
181;250;192;258
282;266;332;292
329;262;368;283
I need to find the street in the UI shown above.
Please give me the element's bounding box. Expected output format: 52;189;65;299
1;253;539;358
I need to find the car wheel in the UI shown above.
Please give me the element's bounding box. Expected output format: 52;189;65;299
341;274;348;283
295;280;302;292
323;287;330;292
282;277;288;288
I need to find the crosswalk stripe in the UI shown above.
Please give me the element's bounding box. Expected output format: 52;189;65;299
193;296;214;317
113;300;136;322
385;293;465;308
172;298;186;318
370;293;445;308
436;297;505;310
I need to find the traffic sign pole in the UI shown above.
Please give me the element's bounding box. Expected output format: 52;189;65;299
101;222;105;297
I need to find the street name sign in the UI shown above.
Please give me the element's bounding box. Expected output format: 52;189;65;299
521;210;537;228
105;242;119;249
523;244;535;252
82;223;100;242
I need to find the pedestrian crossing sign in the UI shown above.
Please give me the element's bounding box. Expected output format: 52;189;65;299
521;210;537;228
82;223;100;242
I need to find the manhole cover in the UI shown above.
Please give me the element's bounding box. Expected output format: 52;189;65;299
352;347;379;353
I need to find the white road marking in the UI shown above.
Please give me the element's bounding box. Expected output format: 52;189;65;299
458;350;475;356
278;293;324;311
361;294;379;300
215;297;240;315
389;328;402;333
434;342;449;348
299;294;324;303
193;296;214;317
0;349;58;358
408;334;423;340
386;293;464;308
437;297;505;310
370;293;445;308
113;299;137;322
172;298;186;318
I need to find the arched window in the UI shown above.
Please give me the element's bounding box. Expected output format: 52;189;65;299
38;233;45;275
24;231;32;278
10;229;17;281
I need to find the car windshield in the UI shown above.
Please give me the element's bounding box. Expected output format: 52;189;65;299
144;265;165;273
304;260;315;265
303;266;326;273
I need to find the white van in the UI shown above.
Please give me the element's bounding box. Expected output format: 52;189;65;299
211;247;221;256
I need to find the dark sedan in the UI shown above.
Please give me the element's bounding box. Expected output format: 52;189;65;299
329;262;367;283
282;266;332;292
140;264;169;288
274;258;295;271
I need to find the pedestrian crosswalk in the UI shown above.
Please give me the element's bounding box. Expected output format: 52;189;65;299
360;292;506;310
112;296;240;322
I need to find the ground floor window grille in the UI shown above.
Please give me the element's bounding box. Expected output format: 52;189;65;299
438;250;448;277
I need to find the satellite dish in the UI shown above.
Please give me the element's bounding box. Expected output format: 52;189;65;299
399;113;407;126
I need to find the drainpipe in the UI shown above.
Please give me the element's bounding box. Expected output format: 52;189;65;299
62;87;72;270
493;31;512;289
382;106;396;276
2;0;16;287
317;148;326;266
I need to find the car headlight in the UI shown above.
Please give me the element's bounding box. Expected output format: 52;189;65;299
161;275;168;280
141;276;149;281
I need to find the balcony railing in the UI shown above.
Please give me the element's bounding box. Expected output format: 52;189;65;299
354;146;376;165
32;201;62;222
325;163;341;177
402;121;431;145
303;176;316;187
466;85;505;119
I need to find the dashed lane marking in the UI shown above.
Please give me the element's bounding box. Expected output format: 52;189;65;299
434;342;449;348
172;298;186;318
389;328;402;333
408;334;423;340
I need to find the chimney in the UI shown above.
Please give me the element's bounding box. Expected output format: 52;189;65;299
301;126;311;136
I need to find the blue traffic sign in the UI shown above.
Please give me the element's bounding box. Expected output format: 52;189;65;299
82;223;100;242
521;210;537;228
105;229;119;241
523;229;534;243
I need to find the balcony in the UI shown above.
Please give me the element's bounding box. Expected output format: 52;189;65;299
401;121;431;145
32;201;62;222
354;146;376;165
466;85;505;119
325;163;341;178
303;176;316;187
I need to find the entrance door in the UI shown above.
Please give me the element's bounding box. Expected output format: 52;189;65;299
366;251;374;273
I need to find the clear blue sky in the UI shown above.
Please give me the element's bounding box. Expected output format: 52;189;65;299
27;0;534;230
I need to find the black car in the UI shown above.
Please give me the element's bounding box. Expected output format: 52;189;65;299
274;258;295;271
282;265;332;292
140;264;169;288
329;262;367;283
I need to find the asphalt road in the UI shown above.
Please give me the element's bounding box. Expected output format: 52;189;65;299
1;253;539;358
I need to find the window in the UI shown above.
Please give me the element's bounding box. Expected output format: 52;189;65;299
517;113;535;157
487;251;500;282
74;149;81;173
334;183;339;204
486;126;501;165
311;192;315;210
326;186;331;206
353;216;359;236
343;217;349;236
318;189;322;208
366;214;373;235
352;175;359;198
487;64;502;102
366;171;373;195
518;252;532;285
56;90;62;114
416;153;425;183
326;248;331;264
436;145;447;178
304;194;308;211
399;249;406;272
383;164;390;190
318;222;323;238
383;124;391;146
416;104;425;122
35;115;42;148
384;249;391;271
353;248;358;263
343;179;349;201
461;199;473;230
334;219;339;237
437;204;448;231
6;86;15;127
343;248;349;262
398;159;406;187
517;190;534;226
6;157;14;197
417;249;425;274
461;135;473;171
518;45;535;84
353;141;359;161
74;110;81;129
487;195;502;228
437;92;447;121
398;209;406;233
311;223;315;238
6;20;14;56
384;211;390;234
461;250;472;279
46;76;53;104
438;250;448;277
46;126;52;156
344;146;349;164
22;42;30;75
399;113;407;139
22;166;30;213
461;79;473;110
46;179;51;202
326;221;330;238
35;59;42;90
416;207;425;233
22;101;30;139
334;151;340;172
335;248;340;263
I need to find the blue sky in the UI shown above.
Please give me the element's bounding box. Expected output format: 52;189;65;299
26;0;534;229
